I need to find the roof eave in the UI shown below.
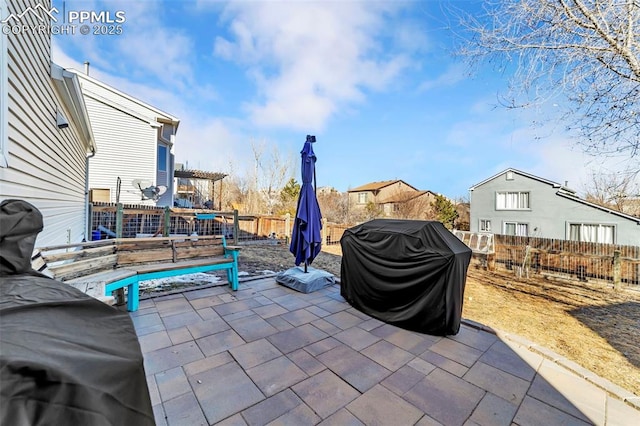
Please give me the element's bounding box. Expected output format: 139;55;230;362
469;168;576;194
556;191;640;224
71;69;180;125
50;62;96;153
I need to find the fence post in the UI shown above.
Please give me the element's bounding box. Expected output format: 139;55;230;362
322;218;327;245
285;213;291;239
163;206;170;237
87;203;94;241
233;210;239;245
116;203;123;238
613;250;621;290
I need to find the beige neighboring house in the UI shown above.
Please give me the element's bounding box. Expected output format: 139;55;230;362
348;180;437;219
69;69;180;207
0;0;96;246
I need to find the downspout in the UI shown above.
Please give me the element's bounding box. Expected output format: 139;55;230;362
85;148;96;241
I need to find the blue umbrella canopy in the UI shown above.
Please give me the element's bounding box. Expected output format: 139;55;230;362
290;135;323;270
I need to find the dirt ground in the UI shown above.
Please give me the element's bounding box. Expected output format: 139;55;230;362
237;243;640;397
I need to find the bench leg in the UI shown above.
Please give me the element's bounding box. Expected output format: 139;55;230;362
231;263;238;291
231;252;239;291
127;279;139;312
226;267;233;289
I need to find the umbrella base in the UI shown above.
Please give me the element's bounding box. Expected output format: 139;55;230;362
275;266;335;294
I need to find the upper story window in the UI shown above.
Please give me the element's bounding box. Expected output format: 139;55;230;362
496;191;530;210
157;144;168;172
358;192;367;204
161;123;174;141
569;223;614;244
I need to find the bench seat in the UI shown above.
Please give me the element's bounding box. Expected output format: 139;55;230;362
130;257;233;275
35;236;241;312
66;269;137;308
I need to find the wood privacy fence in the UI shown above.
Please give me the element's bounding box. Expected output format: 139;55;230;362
235;214;350;245
454;231;640;287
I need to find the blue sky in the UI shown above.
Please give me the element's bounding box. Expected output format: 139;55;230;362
51;0;635;199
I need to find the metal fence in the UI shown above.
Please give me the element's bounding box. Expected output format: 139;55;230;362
90;203;238;242
90;204;353;246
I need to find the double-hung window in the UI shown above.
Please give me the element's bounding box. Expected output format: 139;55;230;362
358;193;367;204
479;219;491;232
496;191;530;210
569;223;614;244
504;222;528;236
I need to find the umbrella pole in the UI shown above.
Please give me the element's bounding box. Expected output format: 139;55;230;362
304;261;308;273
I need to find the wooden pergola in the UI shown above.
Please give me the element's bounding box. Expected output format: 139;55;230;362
174;169;227;210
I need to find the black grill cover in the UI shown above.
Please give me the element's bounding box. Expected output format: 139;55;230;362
0;199;154;426
340;219;471;336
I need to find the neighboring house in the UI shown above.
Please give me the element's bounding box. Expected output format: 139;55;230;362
173;164;227;209
0;0;96;247
348;180;437;219
469;168;640;246
70;69;180;207
348;180;417;210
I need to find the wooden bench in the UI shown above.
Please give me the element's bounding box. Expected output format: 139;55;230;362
33;235;240;312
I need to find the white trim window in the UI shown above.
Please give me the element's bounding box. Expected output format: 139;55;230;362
504;222;528;236
0;0;8;167
479;219;491;232
496;191;530;210
358;192;367;204
569;223;615;244
157;144;168;172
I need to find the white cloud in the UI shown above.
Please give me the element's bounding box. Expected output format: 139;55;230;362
213;1;413;131
53;42;187;117
53;0;195;88
418;63;467;92
172;117;248;174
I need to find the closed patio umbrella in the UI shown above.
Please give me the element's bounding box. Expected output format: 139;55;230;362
290;135;322;272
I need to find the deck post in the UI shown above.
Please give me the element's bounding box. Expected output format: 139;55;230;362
116;203;123;238
613;250;621;290
163;206;170;237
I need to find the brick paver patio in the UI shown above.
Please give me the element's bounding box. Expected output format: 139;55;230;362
132;277;640;425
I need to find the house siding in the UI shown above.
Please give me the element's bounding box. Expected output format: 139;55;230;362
75;73;177;206
83;93;157;205
349;180;418;212
470;171;640;246
0;0;90;247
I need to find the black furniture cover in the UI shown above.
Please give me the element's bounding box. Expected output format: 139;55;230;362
0;200;154;425
340;219;472;336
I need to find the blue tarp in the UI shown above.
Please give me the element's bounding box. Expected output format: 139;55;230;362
289;136;323;268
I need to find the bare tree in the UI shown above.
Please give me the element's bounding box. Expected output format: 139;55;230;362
453;195;470;231
392;191;436;220
317;188;349;223
246;139;295;215
583;167;640;215
456;0;640;161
